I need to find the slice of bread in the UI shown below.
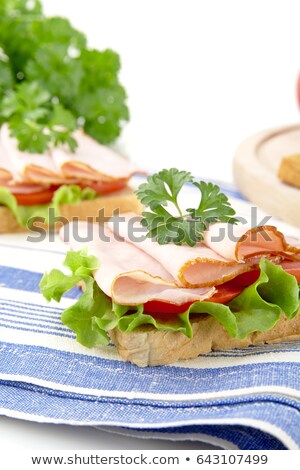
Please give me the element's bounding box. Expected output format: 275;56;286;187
109;309;300;367
278;154;300;188
0;186;141;233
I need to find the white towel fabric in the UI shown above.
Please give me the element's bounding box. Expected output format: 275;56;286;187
0;176;299;450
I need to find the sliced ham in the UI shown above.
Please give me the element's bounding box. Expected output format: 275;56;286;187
107;213;300;288
60;222;215;305
107;214;251;287
0;125;140;190
0;182;51;194
203;223;294;260
60;216;300;306
1;124;76;185
52;129;140;182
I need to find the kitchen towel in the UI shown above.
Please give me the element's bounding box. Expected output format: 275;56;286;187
0;178;299;450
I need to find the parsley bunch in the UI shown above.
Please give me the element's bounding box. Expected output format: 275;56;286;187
0;0;129;153
136;168;238;246
1;81;77;152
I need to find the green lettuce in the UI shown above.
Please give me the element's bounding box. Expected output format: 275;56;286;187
0;184;97;228
39;250;300;348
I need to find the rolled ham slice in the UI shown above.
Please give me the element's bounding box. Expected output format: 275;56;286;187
202;223;298;260
107;213;300;287
60;222;215;305
52;129;140;182
60;215;300;305
0;124;74;185
107;214;251;287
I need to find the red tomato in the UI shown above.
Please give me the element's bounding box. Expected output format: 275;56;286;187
80;179;127;195
13;187;58;206
143;284;243;318
143;300;194;315
2;178;127;206
144;264;300;318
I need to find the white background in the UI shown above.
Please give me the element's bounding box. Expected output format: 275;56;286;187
41;0;300;181
1;0;300;452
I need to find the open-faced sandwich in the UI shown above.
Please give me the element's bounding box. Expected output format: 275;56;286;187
40;169;300;367
0;1;141;232
0;124;141;233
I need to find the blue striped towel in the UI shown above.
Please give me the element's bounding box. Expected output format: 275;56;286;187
0;177;299;450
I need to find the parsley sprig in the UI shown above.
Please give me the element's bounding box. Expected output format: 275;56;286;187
136;168;238;246
1;81;77;152
0;0;129;153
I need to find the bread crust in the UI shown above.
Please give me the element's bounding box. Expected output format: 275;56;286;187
0;187;141;233
109;310;300;367
278;154;300;188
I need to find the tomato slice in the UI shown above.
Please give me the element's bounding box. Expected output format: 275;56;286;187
144;264;300;318
143;284;244;318
80;179;127;195
143;300;194;315
144;271;260;316
1;178;127;206
13;186;59;206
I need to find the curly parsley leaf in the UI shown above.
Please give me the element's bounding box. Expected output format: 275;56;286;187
0;1;129;150
9;119;51;153
187;181;238;224
0;1;42;79
1;81;78;153
48;104;78;151
31;16;87;52
136;168;193;210
0;0;43;16
72;49;129;144
136;168;238;246
1;81;51;119
0;53;14;101
25;44;84;107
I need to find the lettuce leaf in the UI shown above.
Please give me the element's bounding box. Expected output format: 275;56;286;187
0;184;97;228
40;250;300;349
113;302;193;337
40;248;117;347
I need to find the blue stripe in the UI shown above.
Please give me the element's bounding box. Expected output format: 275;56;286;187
0;313;68;332
0;305;62;323
0;297;67;313
0;342;299;397
0;265;81;299
0;381;297;448
0;317;72;335
1;378;300;410
0;322;75;338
